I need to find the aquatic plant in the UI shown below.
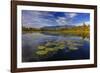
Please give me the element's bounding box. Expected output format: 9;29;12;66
68;46;78;51
36;50;48;55
38;46;45;50
35;39;83;56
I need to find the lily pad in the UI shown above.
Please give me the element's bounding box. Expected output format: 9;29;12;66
38;46;45;50
46;48;55;51
68;46;78;51
36;50;48;55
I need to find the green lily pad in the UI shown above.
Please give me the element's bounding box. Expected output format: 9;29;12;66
38;46;45;50
36;50;48;55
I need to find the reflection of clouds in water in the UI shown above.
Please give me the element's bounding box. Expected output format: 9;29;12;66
22;32;90;62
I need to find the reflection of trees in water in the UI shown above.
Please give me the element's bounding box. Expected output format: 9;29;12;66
41;31;89;40
22;30;89;40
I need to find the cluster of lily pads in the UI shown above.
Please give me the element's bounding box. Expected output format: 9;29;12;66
35;40;83;56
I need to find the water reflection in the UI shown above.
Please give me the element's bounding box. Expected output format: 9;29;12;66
22;32;90;62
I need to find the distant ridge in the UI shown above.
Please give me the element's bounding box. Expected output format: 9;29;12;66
41;25;75;30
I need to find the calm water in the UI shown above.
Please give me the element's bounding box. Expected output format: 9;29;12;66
22;32;90;62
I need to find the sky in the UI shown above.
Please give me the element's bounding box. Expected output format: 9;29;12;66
22;10;90;28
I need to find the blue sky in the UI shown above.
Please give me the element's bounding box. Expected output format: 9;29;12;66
22;10;90;28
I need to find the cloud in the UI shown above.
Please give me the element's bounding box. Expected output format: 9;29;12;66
69;13;77;18
56;17;68;25
22;10;78;28
22;10;57;28
22;10;89;27
56;13;77;25
64;13;77;18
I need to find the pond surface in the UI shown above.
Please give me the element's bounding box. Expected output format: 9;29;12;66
22;32;90;62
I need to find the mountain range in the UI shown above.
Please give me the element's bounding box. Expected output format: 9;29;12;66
41;25;75;30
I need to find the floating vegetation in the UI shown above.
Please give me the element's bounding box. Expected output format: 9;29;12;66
38;46;45;50
36;50;48;55
35;40;83;56
46;48;56;52
68;46;78;51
